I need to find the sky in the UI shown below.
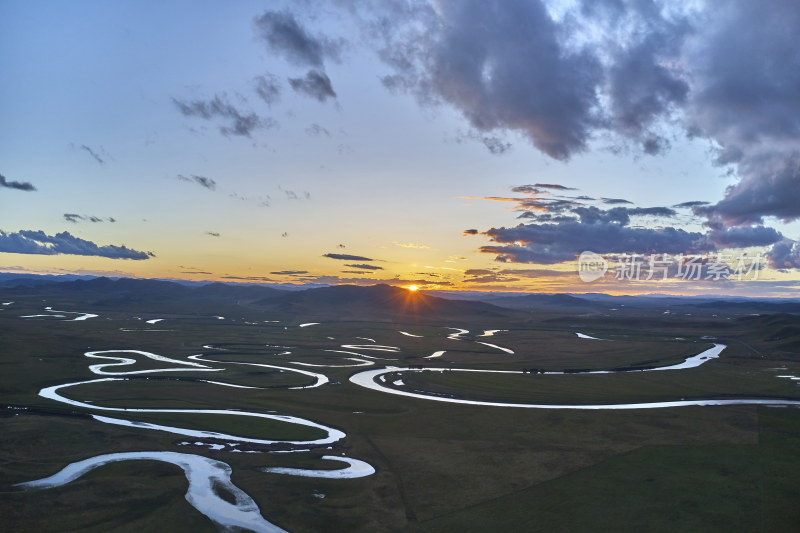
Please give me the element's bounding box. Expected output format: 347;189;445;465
2;0;800;297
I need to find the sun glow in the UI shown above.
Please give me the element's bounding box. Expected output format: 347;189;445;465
408;285;419;292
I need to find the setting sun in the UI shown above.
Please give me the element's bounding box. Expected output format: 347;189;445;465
408;285;419;292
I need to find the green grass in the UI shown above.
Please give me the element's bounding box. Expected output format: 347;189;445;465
396;360;800;405
105;411;328;442
420;407;800;533
2;292;800;532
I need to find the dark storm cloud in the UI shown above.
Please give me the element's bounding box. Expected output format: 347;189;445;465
345;263;384;270
347;0;800;227
0;230;151;260
480;222;708;264
0;172;37;191
708;225;782;248
373;0;603;159
323;253;374;261
172;95;275;137
288;70;337;102
475;187;783;264
252;11;342;68
586;0;690;144
681;1;800;225
694;152;800;226
177;174;217;190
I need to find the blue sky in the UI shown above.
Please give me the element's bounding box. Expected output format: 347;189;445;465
2;0;799;296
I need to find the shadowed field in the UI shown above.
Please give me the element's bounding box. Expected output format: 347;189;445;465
1;282;799;531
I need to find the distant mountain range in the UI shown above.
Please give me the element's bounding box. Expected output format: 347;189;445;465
1;273;799;316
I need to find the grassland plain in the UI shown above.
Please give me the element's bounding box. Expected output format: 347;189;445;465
1;286;799;531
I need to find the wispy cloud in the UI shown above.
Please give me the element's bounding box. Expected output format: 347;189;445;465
305;123;330;137
0;230;152;260
288;70;337;102
80;144;109;165
393;242;430;249
323;253;374;261
206;231;220;237
0;172;36;191
601;197;634;205
177;174;217;190
345;263;384;270
63;214;115;223
221;275;275;282
253;73;282;106
280;187;311;200
172;94;276;137
673;201;710;209
252;10;342;68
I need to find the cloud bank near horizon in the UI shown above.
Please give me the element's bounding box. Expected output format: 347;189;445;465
0;230;153;260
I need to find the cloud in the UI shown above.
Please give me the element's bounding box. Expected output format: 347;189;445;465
367;0;603;159
345;263;384;270
288;70;337;102
601;197;634;205
280;187;311;200
348;1;800;228
306;123;330;137
673;201;710;209
323;253;374;261
463;229;479;235
270;270;309;276
532;183;576;191
695;152;800;226
206;231;220;237
472;183;790;265
80;145;108;165
0;230;152;260
252;10;342;68
253;74;282;106
0;172;37;191
767;239;800;270
463;269;519;284
177;174;217;190
63;214;115;223
393;242;430;249
221;275;277;282
672;1;800;226
172;94;275;137
708;225;783;248
480;221;711;264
